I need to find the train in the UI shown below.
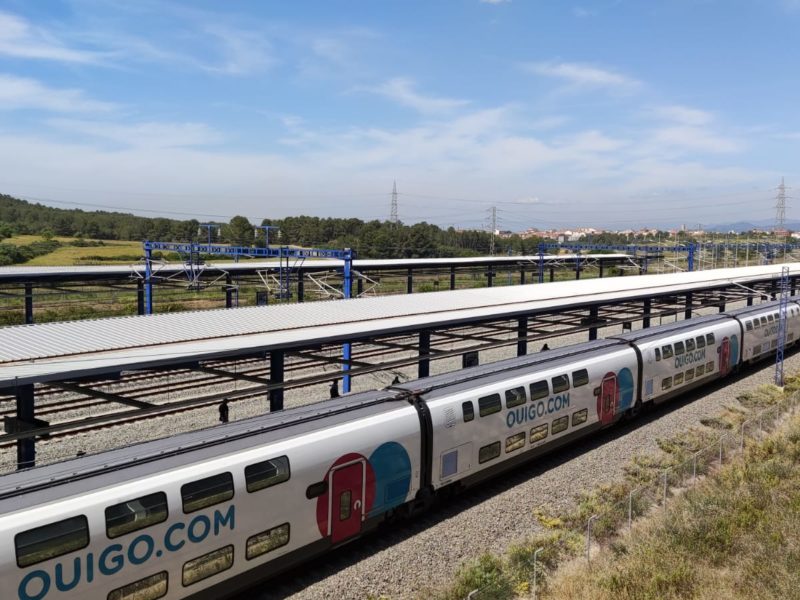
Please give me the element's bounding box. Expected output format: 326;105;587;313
1;297;798;600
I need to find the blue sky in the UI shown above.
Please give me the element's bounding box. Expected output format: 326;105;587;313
0;0;798;231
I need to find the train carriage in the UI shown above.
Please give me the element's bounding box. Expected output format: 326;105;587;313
615;314;742;405
731;301;800;363
404;340;638;491
0;392;422;600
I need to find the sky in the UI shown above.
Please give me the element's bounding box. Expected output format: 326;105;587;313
0;0;799;231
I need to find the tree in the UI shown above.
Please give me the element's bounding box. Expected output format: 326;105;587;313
224;215;254;246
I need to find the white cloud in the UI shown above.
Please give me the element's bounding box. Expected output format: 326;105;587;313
199;24;276;75
47;119;222;149
652;105;714;126
0;74;116;112
359;78;470;115
0;11;101;63
523;61;641;91
650;126;743;154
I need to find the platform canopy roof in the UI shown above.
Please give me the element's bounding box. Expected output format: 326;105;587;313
0;254;631;281
0;263;791;388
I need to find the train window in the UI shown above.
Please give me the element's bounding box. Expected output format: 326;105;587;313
695;365;705;377
551;416;569;435
661;377;673;391
572;408;588;426
552;375;570;394
306;481;327;499
745;321;753;332
572;369;589;387
706;333;716;345
245;456;290;493
15;515;89;568
674;342;685;355
505;387;527;408
107;571;168;600
655;348;661;361
753;344;762;355
478;394;502;417
760;317;768;326
530;424;548;443
768;314;775;323
462;401;475;422
696;336;706;348
182;545;234;587
246;523;290;560
685;369;695;382
339;490;352;521
478;441;501;464
505;432;526;453
530;381;549;401
674;372;684;385
705;361;714;372
686;338;695;352
181;473;234;514
106;492;168;539
661;345;674;359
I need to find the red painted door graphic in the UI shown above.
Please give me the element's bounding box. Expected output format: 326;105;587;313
599;373;618;425
719;338;730;377
329;461;365;544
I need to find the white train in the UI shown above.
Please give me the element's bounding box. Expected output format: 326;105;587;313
2;298;798;600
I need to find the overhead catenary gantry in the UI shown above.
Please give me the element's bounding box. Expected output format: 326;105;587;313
0;263;797;470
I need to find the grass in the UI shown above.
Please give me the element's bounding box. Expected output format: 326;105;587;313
24;240;143;265
425;380;798;600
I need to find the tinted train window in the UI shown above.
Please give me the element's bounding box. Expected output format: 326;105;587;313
306;481;327;499
705;361;714;373
572;369;589;387
16;515;89;568
505;387;527;408
759;317;767;327
674;372;684;385
745;321;753;332
530;424;548;443
246;523;290;560
695;365;705;377
478;394;502;417
552;375;569;394
674;342;685;355
530;381;549;400
478;441;501;464
182;545;234;587
706;333;716;345
106;492;168;539
685;369;695;382
662;377;673;391
661;345;674;359
107;572;168;600
181;473;234;513
462;401;475;422
696;336;706;348
768;314;775;323
505;432;526;453
686;338;695;352
246;456;290;493
551;416;569;435
339;490;352;521
572;408;588;426
655;348;661;361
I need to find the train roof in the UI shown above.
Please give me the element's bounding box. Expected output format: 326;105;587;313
0;389;411;512
393;339;627;400
612;313;731;343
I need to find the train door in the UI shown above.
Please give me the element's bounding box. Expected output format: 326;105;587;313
329;459;366;544
598;373;617;425
719;338;730;376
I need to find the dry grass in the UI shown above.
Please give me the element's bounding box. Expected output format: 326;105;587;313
24;240;143;265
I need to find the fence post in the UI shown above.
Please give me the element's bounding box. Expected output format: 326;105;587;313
532;547;543;600
586;515;598;564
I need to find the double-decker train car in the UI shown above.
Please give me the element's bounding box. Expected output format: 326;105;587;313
2;297;799;600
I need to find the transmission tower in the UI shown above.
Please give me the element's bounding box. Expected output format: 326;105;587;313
489;206;497;255
775;177;788;233
390;181;399;224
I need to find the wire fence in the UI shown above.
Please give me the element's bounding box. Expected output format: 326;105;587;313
463;394;798;600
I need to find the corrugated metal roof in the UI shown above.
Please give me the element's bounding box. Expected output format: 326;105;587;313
0;264;793;387
0;254;630;279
